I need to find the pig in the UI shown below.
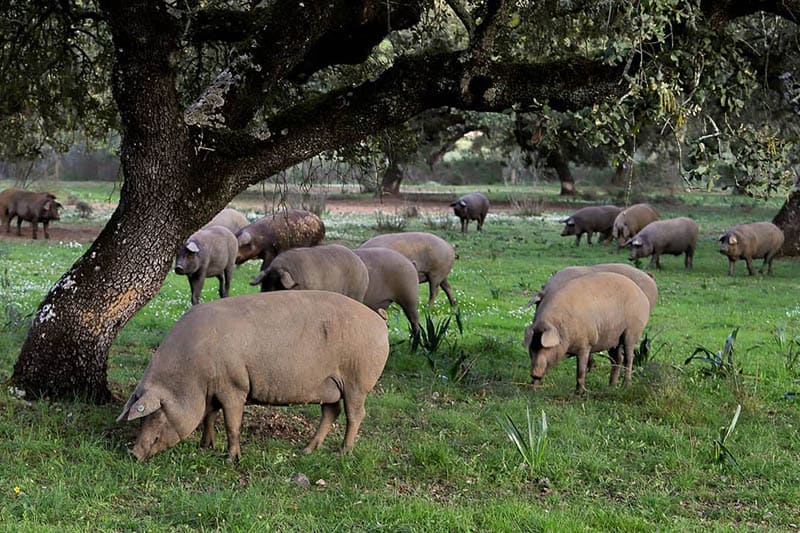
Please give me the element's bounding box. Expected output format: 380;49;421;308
204;208;250;234
526;263;657;312
450;192;490;232
612;203;660;250
353;247;420;336
235;209;325;270
174;225;238;305
625;217;699;270
249;244;369;302
560;205;622;246
718;222;784;276
359;231;456;306
524;272;651;394
117;291;390;461
1;189;61;239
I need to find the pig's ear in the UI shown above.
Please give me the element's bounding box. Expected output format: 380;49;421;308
238;232;252;246
186;241;200;253
449;201;458;207
458;200;467;207
523;324;534;348
562;217;574;225
540;324;560;348
279;269;297;289
525;291;543;308
718;234;725;243
631;237;643;246
117;391;162;422
728;235;738;245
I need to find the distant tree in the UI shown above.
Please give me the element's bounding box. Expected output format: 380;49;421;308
2;1;799;401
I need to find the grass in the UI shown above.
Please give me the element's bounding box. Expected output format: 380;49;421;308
1;183;800;530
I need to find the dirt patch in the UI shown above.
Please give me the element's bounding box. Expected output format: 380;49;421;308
0;225;101;244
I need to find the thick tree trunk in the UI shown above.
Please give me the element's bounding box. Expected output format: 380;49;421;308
547;149;576;195
773;188;800;256
380;158;403;195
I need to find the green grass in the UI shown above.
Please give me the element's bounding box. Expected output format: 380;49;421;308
1;185;800;531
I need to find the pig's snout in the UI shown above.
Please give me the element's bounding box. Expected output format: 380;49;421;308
174;264;185;275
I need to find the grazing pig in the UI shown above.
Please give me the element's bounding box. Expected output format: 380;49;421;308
353;247;420;336
719;222;784;276
204;208;250;234
560;205;622;246
612;203;660;250
450;193;490;232
625;217;699;270
525;272;651;394
117;291;390;461
235;209;325;270
2;189;61;239
174;225;238;305
250;244;369;302
359;231;456;306
527;263;657;312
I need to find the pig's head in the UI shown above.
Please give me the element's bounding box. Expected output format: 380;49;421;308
117;390;182;461
560;217;577;236
450;199;468;217
525;322;564;389
40;198;62;221
626;235;652;261
235;230;273;265
249;267;296;291
718;232;739;257
174;240;201;275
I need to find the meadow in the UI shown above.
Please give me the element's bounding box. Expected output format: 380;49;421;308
1;181;799;531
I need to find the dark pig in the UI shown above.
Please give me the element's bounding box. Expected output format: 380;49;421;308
560;205;622;246
2;189;61;239
235;209;325;270
174;225;238;305
625;217;699;270
117;291;390;461
719;222;784;276
450;193;490;232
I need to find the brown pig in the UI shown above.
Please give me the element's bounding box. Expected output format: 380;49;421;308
174;225;238;305
359;231;456;306
527;263;657;312
204;208;250;234
354;247;420;336
718;222;784;276
450;193;490;232
560;205;622;246
1;189;61;239
117;291;390;461
612;203;660;250
250;244;369;302
235;209;325;270
524;272;651;394
625;217;699;270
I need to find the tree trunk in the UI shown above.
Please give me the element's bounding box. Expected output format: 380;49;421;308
547;149;576;195
380;157;403;195
773;187;800;256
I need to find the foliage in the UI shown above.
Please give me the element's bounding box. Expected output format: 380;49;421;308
712;404;742;467
416;308;475;383
633;329;663;368
684;327;741;380
773;324;800;377
498;406;548;472
373;210;407;232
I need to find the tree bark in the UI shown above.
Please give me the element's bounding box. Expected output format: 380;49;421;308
773;188;800;257
380;157;404;195
547;148;577;195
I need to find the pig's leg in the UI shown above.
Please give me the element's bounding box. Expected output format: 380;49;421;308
586;232;593;246
189;274;205;305
575;348;591;395
215;273;225;299
440;279;457;307
222;265;233;297
685;248;694;270
608;346;623;386
200;408;220;449
43;220;50;239
303;402;341;454
341;391;367;453
728;258;736;276
622;334;637;386
219;394;246;461
745;257;755;276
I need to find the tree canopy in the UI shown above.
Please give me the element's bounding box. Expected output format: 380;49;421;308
2;0;800;400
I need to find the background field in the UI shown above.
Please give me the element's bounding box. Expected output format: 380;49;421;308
1;182;799;531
